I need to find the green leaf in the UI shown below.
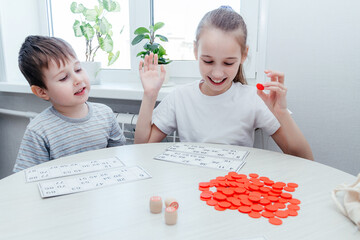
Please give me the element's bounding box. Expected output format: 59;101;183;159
158;58;166;64
70;2;85;13
83;9;97;21
99;35;114;52
111;1;121;12
108;51;120;66
158;57;171;65
136;51;148;57
99;17;111;35
134;27;150;35
80;23;95;40
155;34;168;42
95;5;103;16
158;45;166;56
73;20;83;37
131;34;146;45
103;0;112;11
153;22;164;32
148;43;159;51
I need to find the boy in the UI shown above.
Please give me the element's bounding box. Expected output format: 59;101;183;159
13;35;126;172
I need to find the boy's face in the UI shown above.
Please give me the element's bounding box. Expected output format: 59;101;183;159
41;57;90;111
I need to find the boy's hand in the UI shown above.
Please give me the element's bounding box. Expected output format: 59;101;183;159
257;70;288;115
139;53;166;98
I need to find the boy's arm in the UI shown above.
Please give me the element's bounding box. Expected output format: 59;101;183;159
134;53;167;144
258;70;314;160
13;129;50;172
108;113;126;147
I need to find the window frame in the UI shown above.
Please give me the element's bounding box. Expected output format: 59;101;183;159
0;0;268;85
0;11;6;82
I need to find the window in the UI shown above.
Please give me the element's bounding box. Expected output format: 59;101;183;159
50;0;131;70
154;0;241;61
0;0;49;83
0;0;267;84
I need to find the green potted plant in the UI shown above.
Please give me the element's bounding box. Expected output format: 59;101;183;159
70;0;121;84
131;22;171;84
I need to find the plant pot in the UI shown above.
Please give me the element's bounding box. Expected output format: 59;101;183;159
81;61;101;85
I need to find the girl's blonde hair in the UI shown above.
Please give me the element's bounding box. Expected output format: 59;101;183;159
195;6;248;84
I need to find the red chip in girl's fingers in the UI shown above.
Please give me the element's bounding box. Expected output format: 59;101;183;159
256;83;264;90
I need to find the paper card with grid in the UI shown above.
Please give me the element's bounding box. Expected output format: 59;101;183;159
38;166;151;198
154;144;249;172
25;157;125;182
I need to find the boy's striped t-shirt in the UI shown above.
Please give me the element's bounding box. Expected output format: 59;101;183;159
13;102;125;172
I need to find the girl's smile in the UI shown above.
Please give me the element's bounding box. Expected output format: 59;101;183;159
208;76;228;85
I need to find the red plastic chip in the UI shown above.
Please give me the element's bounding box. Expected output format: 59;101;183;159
280;192;292;199
288;204;300;211
262;211;275;218
275;210;289;218
206;199;218;206
238;206;252;213
284;187;295;192
218;201;232;209
251;204;264;212
288;210;298;216
200;192;212;199
256;83;265;90
222;188;235;196
249;211;262;218
287;182;299;188
269;217;283;225
199;182;210;188
214;205;226;211
289;198;301;205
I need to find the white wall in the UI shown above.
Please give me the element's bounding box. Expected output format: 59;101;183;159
265;0;360;174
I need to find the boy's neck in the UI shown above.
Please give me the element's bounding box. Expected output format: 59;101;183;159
53;103;89;119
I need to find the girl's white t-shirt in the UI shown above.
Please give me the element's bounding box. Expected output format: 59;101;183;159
153;80;280;147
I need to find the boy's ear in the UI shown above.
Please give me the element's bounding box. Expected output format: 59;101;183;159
241;46;249;64
193;41;198;60
31;85;50;101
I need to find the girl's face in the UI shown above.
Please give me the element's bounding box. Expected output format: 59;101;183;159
195;28;247;96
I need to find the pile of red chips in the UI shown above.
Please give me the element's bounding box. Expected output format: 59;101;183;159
199;172;301;225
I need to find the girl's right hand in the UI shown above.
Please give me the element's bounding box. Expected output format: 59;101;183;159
257;70;288;116
139;53;166;98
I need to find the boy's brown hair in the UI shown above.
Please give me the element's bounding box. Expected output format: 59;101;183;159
18;35;77;89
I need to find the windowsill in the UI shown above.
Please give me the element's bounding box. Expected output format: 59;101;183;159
0;78;196;101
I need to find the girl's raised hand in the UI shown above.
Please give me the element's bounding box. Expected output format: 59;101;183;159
139;53;166;97
257;70;288;115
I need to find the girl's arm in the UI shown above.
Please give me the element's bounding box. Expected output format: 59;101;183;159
134;53;167;144
257;70;314;160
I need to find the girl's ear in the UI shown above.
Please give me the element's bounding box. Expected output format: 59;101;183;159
193;41;198;60
241;46;249;64
31;85;50;101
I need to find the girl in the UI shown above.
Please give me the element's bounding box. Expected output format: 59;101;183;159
134;7;314;160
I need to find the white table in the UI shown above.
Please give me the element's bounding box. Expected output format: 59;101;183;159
0;143;358;240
